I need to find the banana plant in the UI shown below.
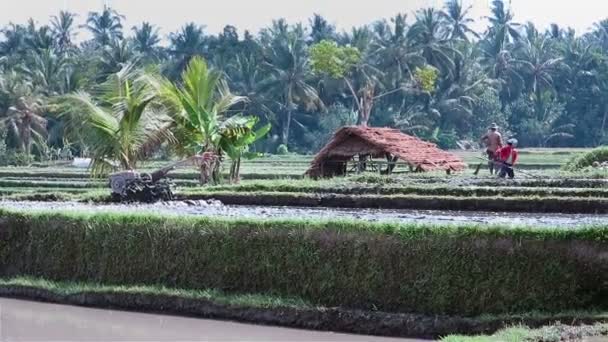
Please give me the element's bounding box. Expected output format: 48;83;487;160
219;116;271;183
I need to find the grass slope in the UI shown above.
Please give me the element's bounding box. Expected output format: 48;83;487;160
1;209;607;316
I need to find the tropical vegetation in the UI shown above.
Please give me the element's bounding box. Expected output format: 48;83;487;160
3;1;608;165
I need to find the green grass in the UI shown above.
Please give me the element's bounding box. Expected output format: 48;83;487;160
1;209;607;316
178;190;608;214
0;149;593;182
188;178;608;198
455;149;587;166
442;326;532;342
441;323;608;342
1;174;608;206
0;276;312;309
2;275;607;341
563;146;608;171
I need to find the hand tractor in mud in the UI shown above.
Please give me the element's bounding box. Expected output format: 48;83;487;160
109;153;217;203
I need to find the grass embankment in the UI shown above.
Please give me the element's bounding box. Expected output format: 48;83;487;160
1;210;607;337
178;191;608;213
1;277;607;340
2;210;606;316
4;177;608;198
196;179;608;198
3;176;608;213
0;169;304;181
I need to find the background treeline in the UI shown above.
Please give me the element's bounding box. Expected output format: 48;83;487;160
2;0;608;160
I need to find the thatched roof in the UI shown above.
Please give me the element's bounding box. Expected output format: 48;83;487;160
306;126;467;177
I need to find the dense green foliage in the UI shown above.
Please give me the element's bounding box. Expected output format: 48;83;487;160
1;210;606;315
58;65;173;175
2;1;608;162
563;146;608;171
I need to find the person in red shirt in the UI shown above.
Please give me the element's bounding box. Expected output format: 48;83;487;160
495;138;518;179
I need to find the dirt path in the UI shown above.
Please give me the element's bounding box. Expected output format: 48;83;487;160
0;298;421;341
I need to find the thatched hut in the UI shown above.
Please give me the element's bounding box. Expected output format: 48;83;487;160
305;126;467;178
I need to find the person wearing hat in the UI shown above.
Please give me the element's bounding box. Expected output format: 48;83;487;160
480;123;503;174
495;138;519;179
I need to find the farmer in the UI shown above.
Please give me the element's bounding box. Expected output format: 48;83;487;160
496;138;519;179
480;123;503;174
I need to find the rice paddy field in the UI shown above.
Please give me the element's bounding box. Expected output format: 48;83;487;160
1;147;607;340
0;148;606;209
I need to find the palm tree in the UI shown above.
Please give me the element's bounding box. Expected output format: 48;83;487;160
517;23;565;116
157;56;248;152
98;39;136;78
51;11;77;53
2;95;47;157
371;14;424;89
132;22;161;61
591;19;608;52
0;24;27;59
442;0;479;42
168;23;207;77
485;0;521;52
309;14;336;44
260;21;322;145
20;48;67;96
24;20;54;52
228;53;275;123
154;56;259;184
408;8;459;74
57;64;173;176
85;6;124;47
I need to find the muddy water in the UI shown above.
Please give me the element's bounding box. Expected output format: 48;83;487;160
0;298;418;341
1;200;607;227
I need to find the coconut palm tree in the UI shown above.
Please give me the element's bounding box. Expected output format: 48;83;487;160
85;6;124;47
516;23;565;116
51;11;77;54
98;39;136;78
371;14;424;89
3;95;47;157
168;23;207;78
0;68;47;158
442;0;479;42
408;8;459;74
57;64;173;176
154;56;265;183
24;20;54;52
228;53;275;123
309;14;336;44
485;0;521;52
156;57;246;153
0;24;27;59
260;21;321;145
20;48;67;96
132;22;161;62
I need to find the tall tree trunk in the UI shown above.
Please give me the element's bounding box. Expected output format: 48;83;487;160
601;106;608;143
535;86;544;122
281;87;293;145
358;83;375;126
281;108;292;145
